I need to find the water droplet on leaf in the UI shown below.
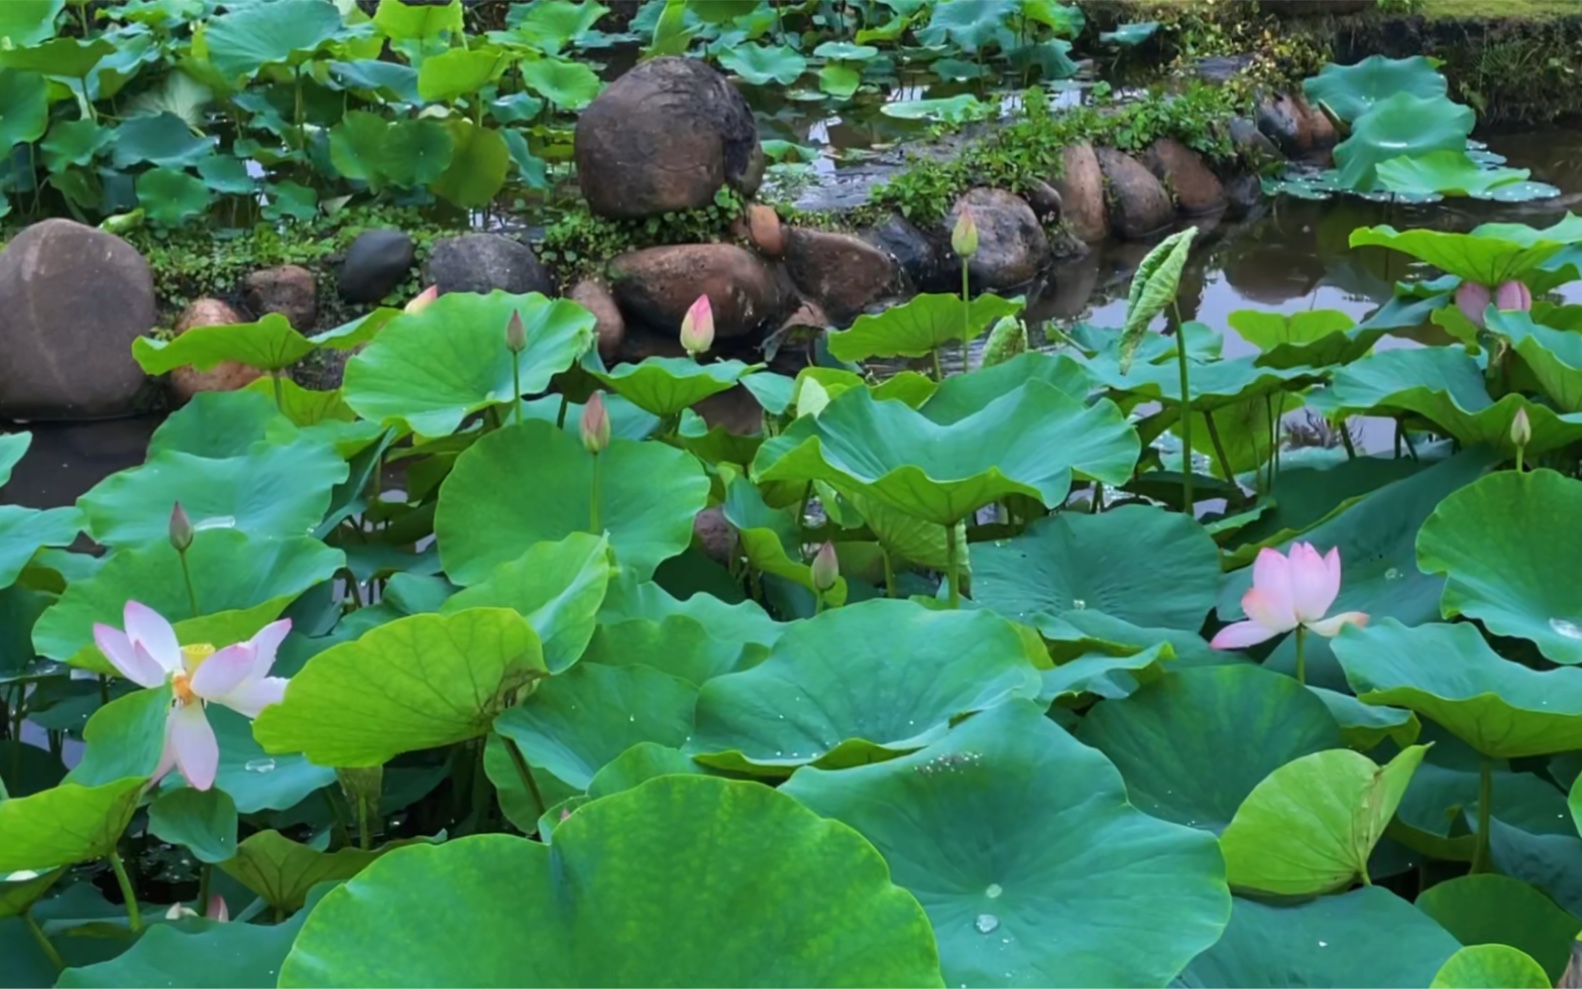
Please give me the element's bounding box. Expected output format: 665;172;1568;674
1552;618;1582;639
975;914;999;934
243;758;276;774
985;883;1003;899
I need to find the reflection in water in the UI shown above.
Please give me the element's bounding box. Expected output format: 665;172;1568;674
3;416;159;509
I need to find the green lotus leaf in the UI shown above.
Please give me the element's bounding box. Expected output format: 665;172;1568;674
918;351;1092;423
436;420;708;584
254;608;546;766
1432;944;1551;989
112;112;217;168
415;46;508;103
205;0;344;79
382;119;455;188
1484;308;1582;411
0;778;146;872
1219;744;1427;895
208;706;334;814
827;293;1023;363
0;505;79;589
1077;665;1342;832
134;167;214;227
753;381;1137;525
846;492;964;572
373;0;462;39
516;55;601;109
1098;20;1157;44
972;505;1220;632
521;392;660;444
0;867;64;920
65;686;171;788
1349;214;1582;286
1391;733;1565;862
581;742;708;801
818;63;861;98
879;93;987;122
494;662;696;790
0;69;47;149
147;787;236;865
55;905;308;988
502;0;609;53
1312;686;1420;751
1417;469;1582;663
1334;619;1582;758
1304;54;1448;123
280;777;943;986
723;476;847;607
442;533;613;673
782;699;1230;988
343;291;593;436
718;42;807;85
218;830;414;914
40;118;109;172
1178;887;1460;988
1333;93;1473;192
599;570;785;656
0;0;62;46
430;118;510;208
330;59;422;103
1120;226;1196;370
0;432;29;487
133;313;313;374
581;614;758;687
592;357;754;418
1080;350;1318;413
1039;642;1174;705
689;599;1039;776
1417;874;1581;983
1376;150;1536;200
1226;307;1382;369
33;530;343;672
78;438;348;547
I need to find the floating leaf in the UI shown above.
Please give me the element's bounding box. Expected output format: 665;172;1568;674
718;42;806;85
1376;151;1542;201
827;293;1022;363
1303;55;1449;124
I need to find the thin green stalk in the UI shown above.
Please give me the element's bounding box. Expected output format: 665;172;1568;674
960;259;972;373
882;548;896;599
1401;424;1420;461
504;737;548;822
813;594;824;617
271;371;283;412
1338;417;1357;460
1090;482;1102;513
795;482;814;533
589;454;602;534
1202;410;1239;498
107;850;142;933
469;740;494;835
1294;625;1308;686
944;522;961;608
24;913;64;973
98;674;109;706
1516;446;1525;473
1172;301;1193;513
293;66;305;152
1472;756;1494;873
177;551;200;618
930;347;943;382
555;393;569;429
512;361;523;426
197;864;210;912
321;789;353;849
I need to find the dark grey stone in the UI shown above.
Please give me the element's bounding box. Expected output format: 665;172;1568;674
423;233;555;297
339;229;415;303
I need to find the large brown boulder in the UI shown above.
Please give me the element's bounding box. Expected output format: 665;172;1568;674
946;188;1049;290
1052;143;1108;243
244;264;317;330
574;57;759;220
607;244;782;342
0;219;155;419
783;229;897;321
1142;138;1227;216
170;298;262;404
1095;148;1174;240
568;278;626;363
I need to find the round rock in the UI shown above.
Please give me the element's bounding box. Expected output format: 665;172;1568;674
946;188;1049;290
568;278;626;363
0;219;155;419
860;213;945;292
783;228;897;321
1094;148;1174;241
1142;138;1227;216
170;298;261;404
339;229;415;303
574;57;759;220
424;233;555;297
244;264;318;330
1052;143;1108;244
608;244;781;341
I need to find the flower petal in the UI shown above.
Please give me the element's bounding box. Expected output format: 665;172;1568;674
1242;587;1299;634
1210;620;1281;649
207;895;229;923
1307;611;1370;638
214;676;288;718
153;715;179;783
1250;547;1296;624
1456;281;1492;328
93;624;166;688
244;619;292;678
1289;543;1340;623
168;702;219;791
189;644;256;699
124;601;182;673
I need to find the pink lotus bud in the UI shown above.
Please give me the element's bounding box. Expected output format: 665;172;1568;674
811;541;839;592
207;895;229;923
680;295;714;356
169;502;193;552
1455;281;1492;328
581;391;611;454
1512;406;1532;448
560;807;572;821
951;206;979;259
1495;280;1532;313
405;285;438;314
505;310;526;354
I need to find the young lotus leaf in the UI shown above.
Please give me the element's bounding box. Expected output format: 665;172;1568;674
0;778;145;872
218;830;412;914
781;700;1231;989
1432;945;1551;989
436;420;708;584
752;381;1138;525
826;293;1023;363
1303;54;1448;123
133;313;314;374
204;0;345;79
1077;666;1342;832
689;600;1040;776
879;93;987;123
1332;93;1474;191
1349;214;1582;286
972;506;1221;631
1416;874;1581;982
147;787;237;865
723;477;848;606
0;504;79;589
591;357;754;418
1226;307;1382;369
54;906;308;989
1119;226;1196;371
717;42;807;85
1334;620;1582;758
819;63;861;98
253;607;546;767
279;777;944;987
1376;151;1541;200
919;351;1093;423
1417;470;1582;664
442;533;613;673
66;686;171;787
374;0;462;39
1177;888;1460;988
493;662;696;790
343;291;594;436
1218;744;1428;895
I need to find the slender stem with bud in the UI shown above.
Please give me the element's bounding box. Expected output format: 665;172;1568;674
1172;301;1194;513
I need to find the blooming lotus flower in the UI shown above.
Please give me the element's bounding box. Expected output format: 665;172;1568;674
581;391;610;454
951;206;979;259
1456;279;1532;328
1210;543;1368;649
405;285;438;314
93;602;291;791
680;295;714;356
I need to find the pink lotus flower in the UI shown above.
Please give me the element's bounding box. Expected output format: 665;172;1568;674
581;391;610;454
810;541;839;592
680;294;714;356
1211;543;1368;649
405;285;438;314
93;602;291;791
1496;280;1532;313
1456;279;1532;328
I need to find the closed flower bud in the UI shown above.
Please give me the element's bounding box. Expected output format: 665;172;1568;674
169;502;193;552
405;285;438;314
811;541;839;592
1455;281;1492;329
1495;279;1532;313
1512;405;1532;448
680;295;714;356
951;207;979;259
581;391;611;454
505;310;527;353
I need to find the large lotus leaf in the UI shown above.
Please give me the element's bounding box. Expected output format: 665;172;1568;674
147;787;236;864
133;313;313;373
218;831;406;914
581;614;757;687
0;1;62;46
343;291;594;437
0;505;79;588
717;41;807;85
431;119;510;208
1334;619;1582;758
972;506;1220;632
149;389;282;458
1484;308;1582;412
55;906;308;988
78;438;347;547
1226;307;1382;369
205;0;344;79
0;778;145;872
826;293;1023;363
112;112;217;168
1077;665;1342;833
493;662;695;790
1120;227;1196;371
1349;214;1582;286
1416;874;1581;983
254;608;546;767
724;476;847;606
592;357;754;418
0;69;48;148
436;419;708;584
1376;151;1538;200
1177;887;1461;988
415;46;508;103
1313;686;1420;751
374;0;462;39
1218;744;1427;895
208;706;334;814
1079;350;1318;414
918;351;1094;424
782;700;1229;989
1488;815;1582;918
1432;945;1550;989
689;599;1040;776
279;777;944;987
1333;93;1473;192
752;381;1137;525
33;530;342;672
1304;55;1449;124
1417;470;1582;664
515;56;601;110
442;533;613;673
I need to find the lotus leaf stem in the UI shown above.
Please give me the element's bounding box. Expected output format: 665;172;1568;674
589;454;603;536
1202;411;1238;500
882;548;896;599
1472;756;1494;874
512;362;523;427
1338;418;1357;461
198;864;210;912
1090;482;1102;513
271;371;283;412
960;258;972;374
505;736;548;823
944;522;961;609
107;849;142;934
556;394;569;429
1401;424;1420;461
931;347;943;382
178;552;200;619
1516;446;1525;473
24;913;63;973
1171;301;1193;513
1293;625;1307;686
